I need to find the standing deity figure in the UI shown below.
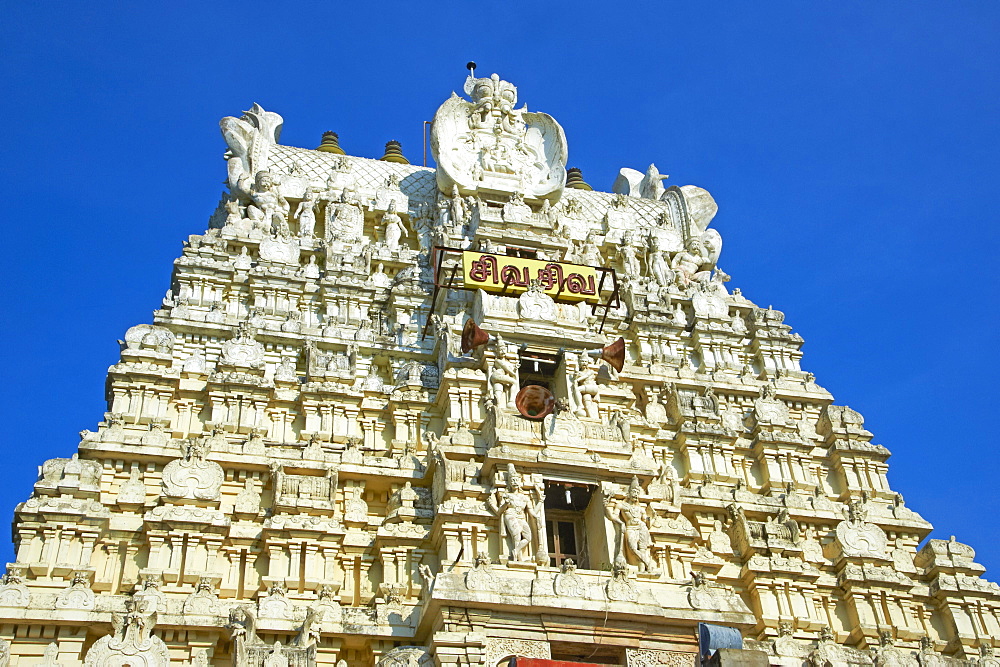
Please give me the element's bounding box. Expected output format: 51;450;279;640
488;336;519;408
294;189;318;238
381;201;408;251
671;238;712;287
618;232;641;277
250;170;289;234
489;464;542;562
569;353;602;419
605;477;657;573
579;231;603;266
448;185;466;231
646;234;673;290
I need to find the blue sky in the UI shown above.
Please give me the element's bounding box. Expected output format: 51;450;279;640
2;2;998;572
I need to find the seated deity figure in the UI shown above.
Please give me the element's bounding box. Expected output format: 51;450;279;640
605;477;658;573
569;353;602;419
488;336;519;408
294;189;318;238
381;201;408;251
490;465;541;562
671;238;712;287
250;170;289;234
328;187;363;243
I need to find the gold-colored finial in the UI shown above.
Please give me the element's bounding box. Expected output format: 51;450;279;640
316;131;345;154
566;167;592;191
380;140;409;164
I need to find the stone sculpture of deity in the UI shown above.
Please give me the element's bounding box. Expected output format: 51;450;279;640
488;336;519;408
646;234;673;290
294;189;318;238
250;170;289;234
489;464;543;562
618;232;641;277
569;353;601;419
381;201;408;252
604;477;657;573
671;238;712;287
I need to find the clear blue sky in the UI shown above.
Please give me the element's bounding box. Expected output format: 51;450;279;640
2;2;998;573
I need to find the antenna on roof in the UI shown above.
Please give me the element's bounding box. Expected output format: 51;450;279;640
466;61;477;77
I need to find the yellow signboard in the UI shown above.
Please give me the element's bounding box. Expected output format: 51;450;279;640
461;251;604;303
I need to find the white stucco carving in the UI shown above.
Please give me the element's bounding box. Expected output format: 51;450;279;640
431;73;567;200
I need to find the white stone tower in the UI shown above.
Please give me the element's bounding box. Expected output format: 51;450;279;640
1;74;998;666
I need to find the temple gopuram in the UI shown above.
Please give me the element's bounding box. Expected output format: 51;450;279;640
2;70;998;666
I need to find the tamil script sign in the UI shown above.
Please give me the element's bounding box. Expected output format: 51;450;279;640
461;251;604;303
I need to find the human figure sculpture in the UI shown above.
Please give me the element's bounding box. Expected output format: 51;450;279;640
301;254;320;279
448;185;466;230
329;188;363;242
569;353;601;419
671;238;711;287
579;231;602;266
488;336;519;408
294;189;318;238
381;201;408;251
490;465;541;562
605;477;657;573
250;171;289;234
646;234;673;289
618;232;641;277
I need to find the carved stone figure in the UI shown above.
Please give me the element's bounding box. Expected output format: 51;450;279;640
489;465;543;563
381;201;408;251
329;188;364;242
249;170;289;234
646;234;673;290
220;104;284;198
605;477;657;573
431;72;567;199
671;238;712;287
753;384;790;426
235;479;262;514
569;353;601;419
294;189;318;238
83;595;169;666
488;337;519;408
618;231;641;277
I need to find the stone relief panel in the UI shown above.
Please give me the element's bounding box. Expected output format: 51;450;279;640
484;638;551;667
625;648;697;667
160;439;224;501
431;72;567;200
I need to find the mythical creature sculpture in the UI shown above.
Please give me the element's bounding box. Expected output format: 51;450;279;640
220;104;284;199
